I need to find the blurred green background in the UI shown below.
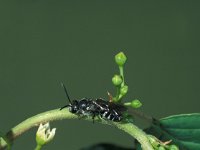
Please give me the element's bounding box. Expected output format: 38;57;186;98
0;1;200;150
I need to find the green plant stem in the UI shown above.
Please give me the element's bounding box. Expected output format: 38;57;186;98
124;102;131;106
0;108;153;150
113;86;120;101
119;66;125;87
34;144;42;150
114;66;125;102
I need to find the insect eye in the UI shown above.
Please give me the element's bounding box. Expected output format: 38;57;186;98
73;105;78;110
71;106;78;113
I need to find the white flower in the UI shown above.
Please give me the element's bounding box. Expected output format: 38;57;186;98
36;122;56;146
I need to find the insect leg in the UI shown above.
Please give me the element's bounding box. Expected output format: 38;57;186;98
92;112;96;123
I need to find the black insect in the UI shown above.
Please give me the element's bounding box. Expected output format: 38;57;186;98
60;83;127;122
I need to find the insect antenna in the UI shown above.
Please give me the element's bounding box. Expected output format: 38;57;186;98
60;104;70;110
61;82;72;104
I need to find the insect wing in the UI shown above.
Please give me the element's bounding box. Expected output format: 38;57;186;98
94;98;109;110
109;102;127;112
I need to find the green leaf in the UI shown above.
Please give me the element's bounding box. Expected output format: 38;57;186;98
136;113;200;150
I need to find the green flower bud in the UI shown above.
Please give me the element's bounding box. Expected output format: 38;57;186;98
115;52;127;66
112;75;123;86
120;85;128;96
169;145;179;150
36;122;56;146
131;99;142;108
158;146;166;150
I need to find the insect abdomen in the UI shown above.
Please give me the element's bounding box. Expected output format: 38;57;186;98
100;110;123;121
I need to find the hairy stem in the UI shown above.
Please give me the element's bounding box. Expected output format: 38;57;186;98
0;108;153;150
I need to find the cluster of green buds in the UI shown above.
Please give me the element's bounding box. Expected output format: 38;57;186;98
35;122;56;150
112;52;142;109
148;135;179;150
112;52;128;102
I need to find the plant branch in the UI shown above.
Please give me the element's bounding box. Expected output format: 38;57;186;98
119;66;125;87
0;108;153;150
